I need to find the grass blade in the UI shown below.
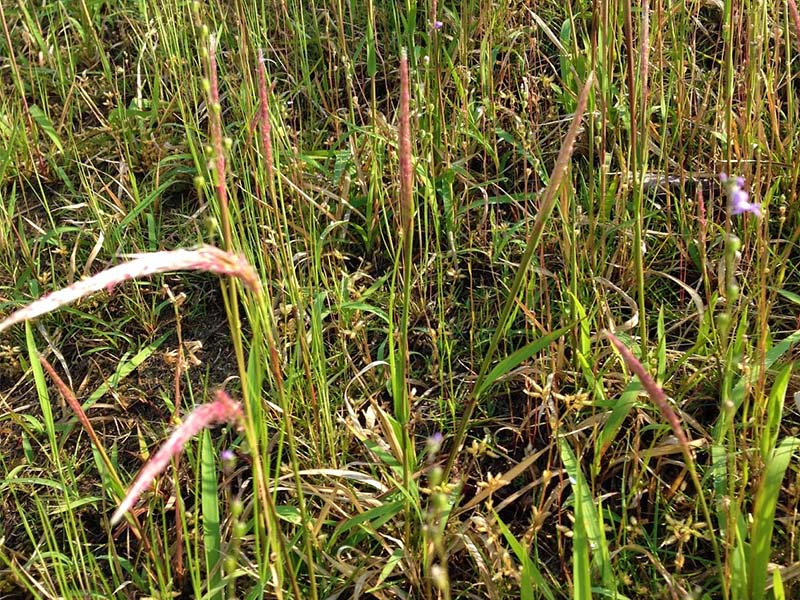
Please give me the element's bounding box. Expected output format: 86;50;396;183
474;325;570;398
558;437;613;590
201;429;222;599
493;509;556;600
572;471;592;600
748;437;799;600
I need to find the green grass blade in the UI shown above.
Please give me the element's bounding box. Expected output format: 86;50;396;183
761;362;792;460
474;325;571;399
772;567;786;600
493;509;556;600
29;105;64;152
748;437;799;600
558;437;613;591
25;323;57;458
572;472;592;600
83;332;170;410
201;429;222;600
594;380;640;471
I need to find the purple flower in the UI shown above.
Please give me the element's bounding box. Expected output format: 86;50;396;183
720;173;760;217
426;432;444;456
221;449;236;463
433;20;443;30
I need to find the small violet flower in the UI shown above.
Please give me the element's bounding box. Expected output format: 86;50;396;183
433;20;443;30
720;173;760;217
426;432;444;456
221;449;236;463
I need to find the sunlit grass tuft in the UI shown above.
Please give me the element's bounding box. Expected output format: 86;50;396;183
2;1;800;598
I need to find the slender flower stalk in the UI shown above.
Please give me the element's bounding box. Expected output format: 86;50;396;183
0;245;261;335
111;390;244;525
398;48;413;237
432;0;442;30
256;49;275;186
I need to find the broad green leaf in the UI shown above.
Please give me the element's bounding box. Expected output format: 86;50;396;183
275;505;302;524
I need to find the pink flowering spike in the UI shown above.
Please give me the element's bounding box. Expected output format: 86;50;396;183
605;331;691;453
256;49;275;184
111;390;243;525
0;245;261;335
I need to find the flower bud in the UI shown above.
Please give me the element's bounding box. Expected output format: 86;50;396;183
233;520;247;538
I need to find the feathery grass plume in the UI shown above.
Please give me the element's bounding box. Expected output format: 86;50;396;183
256;49;275;185
605;331;690;452
206;34;232;249
111;390;244;525
0;245;262;335
789;0;800;50
208;35;226;206
398;47;413;236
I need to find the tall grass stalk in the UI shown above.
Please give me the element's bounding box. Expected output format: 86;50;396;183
444;71;595;480
382;46;419;558
201;30;313;598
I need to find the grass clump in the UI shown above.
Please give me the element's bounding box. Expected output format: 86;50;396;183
2;1;800;598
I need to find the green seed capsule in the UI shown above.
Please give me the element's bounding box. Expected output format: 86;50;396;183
231;498;244;518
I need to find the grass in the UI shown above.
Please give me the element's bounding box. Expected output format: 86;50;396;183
1;0;800;598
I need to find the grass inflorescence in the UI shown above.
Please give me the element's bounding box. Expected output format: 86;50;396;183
2;1;800;598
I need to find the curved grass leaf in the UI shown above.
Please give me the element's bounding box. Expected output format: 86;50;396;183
761;362;792;460
748;437;799;600
474;325;570;399
558;437;614;591
493;509;555;600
